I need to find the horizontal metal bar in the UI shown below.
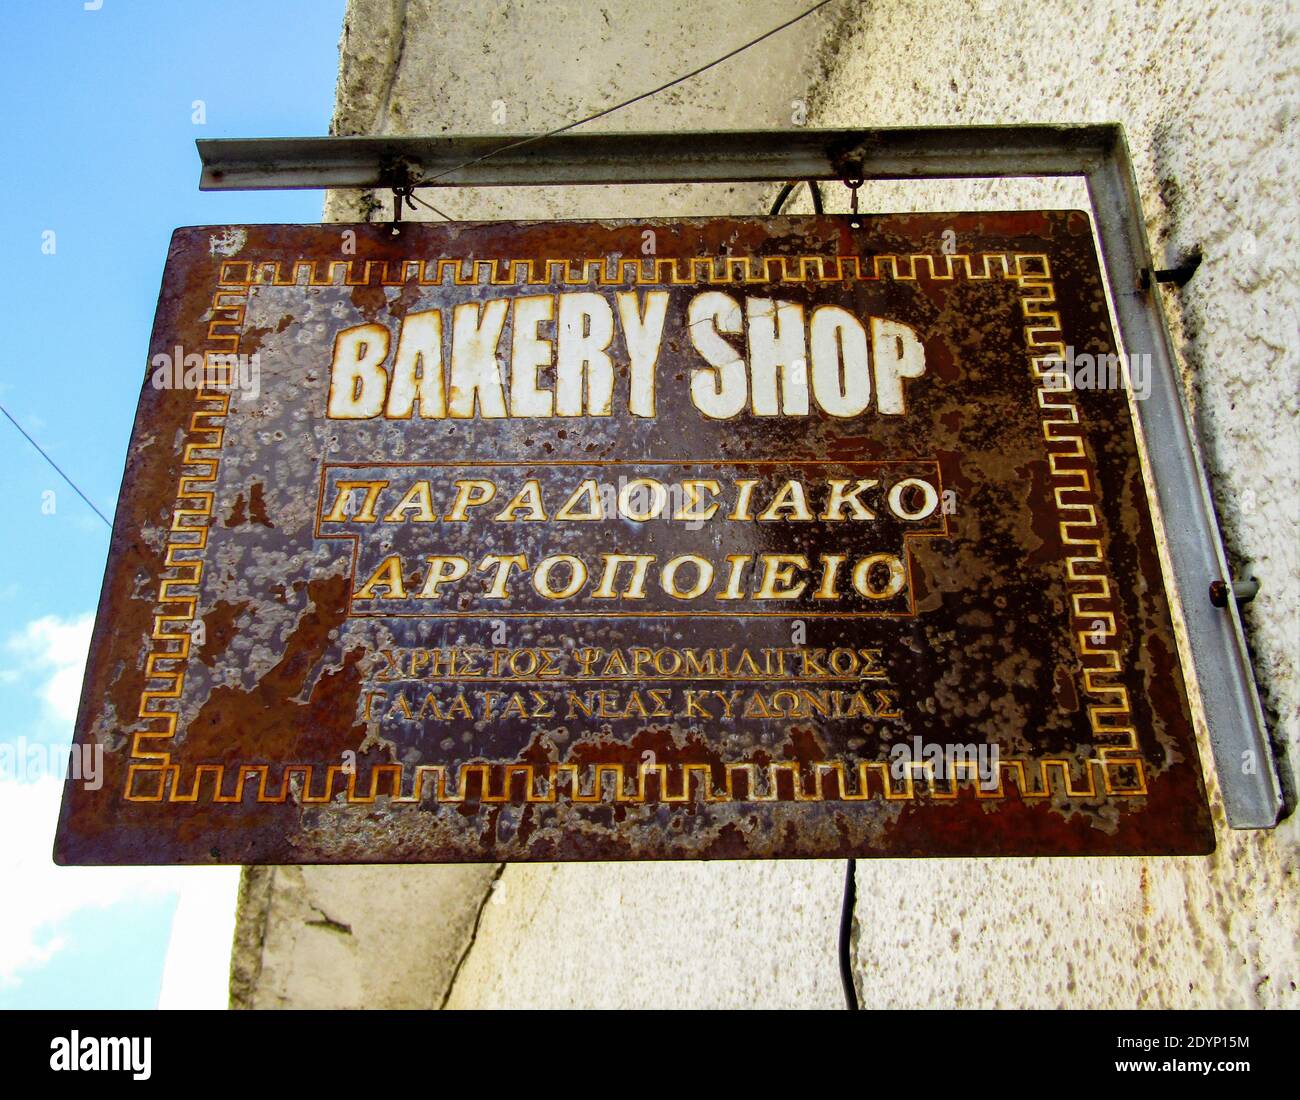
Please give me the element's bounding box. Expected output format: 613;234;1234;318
198;125;1117;190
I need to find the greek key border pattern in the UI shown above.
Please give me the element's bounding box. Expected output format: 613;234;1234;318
128;757;1146;803
130;281;248;766
126;251;1143;804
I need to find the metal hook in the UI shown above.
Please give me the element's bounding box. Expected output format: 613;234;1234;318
845;178;863;227
390;186;412;235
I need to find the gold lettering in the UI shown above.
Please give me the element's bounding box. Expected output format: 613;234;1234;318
754;554;809;599
821;478;877;520
417;556;469;598
382;480;437;523
813;553;846;600
728;479;759;520
477;554;527;599
617;477;668;521
716;554;751;600
555;479;603;520
494;479;547;521
445;479;497;521
674;479;721;522
852;553;907;599
322;479;389;523
533;554;587;599
661;554;713;599
684;690;711;718
354;554;407;600
758;479;814;522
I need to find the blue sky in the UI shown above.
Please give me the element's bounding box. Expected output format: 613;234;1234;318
0;0;344;1008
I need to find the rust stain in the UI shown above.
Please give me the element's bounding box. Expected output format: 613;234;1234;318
197;598;249;669
182;574;368;765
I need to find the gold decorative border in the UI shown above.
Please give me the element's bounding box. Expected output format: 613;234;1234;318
131;282;248;767
131;756;1146;804
126;251;1143;804
1019;273;1138;765
220;251;1040;288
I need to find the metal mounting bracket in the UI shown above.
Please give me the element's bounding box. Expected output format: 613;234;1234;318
193;124;1283;829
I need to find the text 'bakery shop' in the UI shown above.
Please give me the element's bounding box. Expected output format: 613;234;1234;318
324;291;927;421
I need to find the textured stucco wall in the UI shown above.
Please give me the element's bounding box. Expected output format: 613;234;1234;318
232;0;1298;1009
797;0;1298;1009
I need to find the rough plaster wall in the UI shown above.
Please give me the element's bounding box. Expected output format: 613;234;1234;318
233;0;1298;1009
447;859;844;1008
230;863;500;1008
231;0;854;1010
793;0;1298;1009
323;0;849;222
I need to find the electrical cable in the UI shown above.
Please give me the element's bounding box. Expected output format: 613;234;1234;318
770;170;858;1010
839;857;859;1009
809;180;824;214
403;187;453;221
414;0;841;189
0;404;112;528
764;168;859;1008
770;179;825;215
769;181;797;215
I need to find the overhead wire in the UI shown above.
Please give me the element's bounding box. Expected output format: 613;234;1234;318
769;179;826;215
0;404;112;528
412;0;841;190
839;858;859;1009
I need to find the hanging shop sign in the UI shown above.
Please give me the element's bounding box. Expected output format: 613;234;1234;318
55;214;1214;863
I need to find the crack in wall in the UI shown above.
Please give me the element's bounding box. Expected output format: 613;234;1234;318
438;863;505;1009
372;0;410;134
229;866;276;1009
305;909;355;937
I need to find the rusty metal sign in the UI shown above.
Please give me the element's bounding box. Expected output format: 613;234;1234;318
55;213;1215;864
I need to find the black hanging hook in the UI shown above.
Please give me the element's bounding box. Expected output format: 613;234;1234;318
845;178;864;228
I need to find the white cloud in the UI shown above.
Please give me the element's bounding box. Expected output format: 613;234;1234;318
0;776;161;987
0;613;240;1001
5;613;94;723
0;774;240;996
